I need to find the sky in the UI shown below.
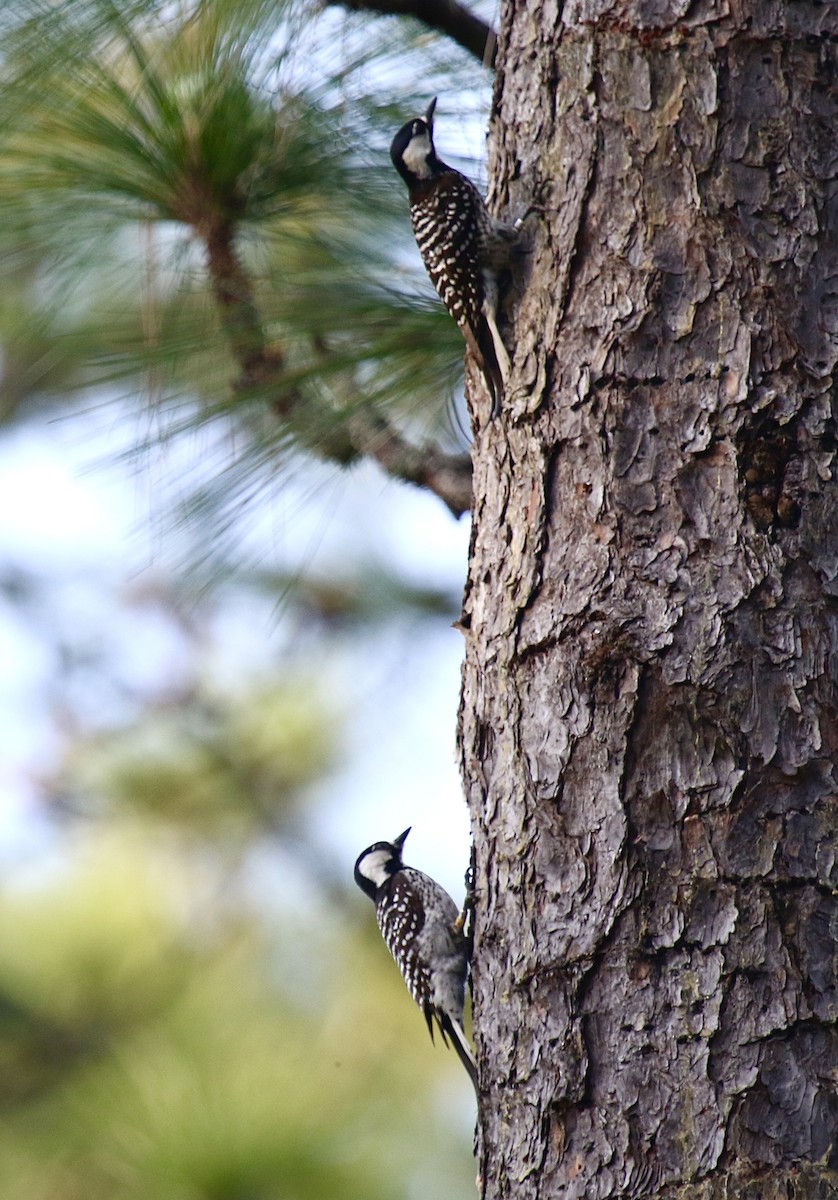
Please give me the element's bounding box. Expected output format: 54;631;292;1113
0;399;474;898
0;0;493;902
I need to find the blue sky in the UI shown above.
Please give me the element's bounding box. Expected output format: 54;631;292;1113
0;400;473;897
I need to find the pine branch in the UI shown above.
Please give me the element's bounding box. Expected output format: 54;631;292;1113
201;215;473;516
203;215;273;380
348;409;472;516
329;0;496;66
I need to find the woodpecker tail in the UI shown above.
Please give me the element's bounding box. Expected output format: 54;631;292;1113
479;319;510;418
439;1012;479;1093
463;318;507;418
471;286;511;418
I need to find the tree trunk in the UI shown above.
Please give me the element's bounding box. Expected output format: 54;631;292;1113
460;3;838;1196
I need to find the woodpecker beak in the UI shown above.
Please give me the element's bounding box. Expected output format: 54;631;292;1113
424;97;437;130
393;827;411;850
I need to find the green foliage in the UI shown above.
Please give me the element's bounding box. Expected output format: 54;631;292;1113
3;1;342;224
0;568;474;1197
0;4;481;1192
58;677;339;836
0;835;475;1199
0;0;470;443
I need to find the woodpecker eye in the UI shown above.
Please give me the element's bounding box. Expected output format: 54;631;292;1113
412;121;422;135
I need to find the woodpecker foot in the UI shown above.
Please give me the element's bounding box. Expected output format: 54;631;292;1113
453;867;476;937
513;181;557;230
515;203;556;230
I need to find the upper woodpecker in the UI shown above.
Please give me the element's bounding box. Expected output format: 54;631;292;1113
390;97;516;415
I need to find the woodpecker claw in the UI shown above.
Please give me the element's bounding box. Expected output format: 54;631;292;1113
453;872;476;938
513;204;549;230
513;180;557;230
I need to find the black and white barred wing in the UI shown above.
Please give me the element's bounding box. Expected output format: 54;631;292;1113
376;867;478;1090
409;172;485;347
409;170;510;413
376;872;438;1038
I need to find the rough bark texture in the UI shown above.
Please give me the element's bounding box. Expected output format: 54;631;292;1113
459;2;838;1196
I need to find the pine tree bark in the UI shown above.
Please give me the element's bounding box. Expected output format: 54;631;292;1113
459;3;838;1196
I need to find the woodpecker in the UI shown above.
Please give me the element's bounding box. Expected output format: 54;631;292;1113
354;827;477;1090
390;97;517;415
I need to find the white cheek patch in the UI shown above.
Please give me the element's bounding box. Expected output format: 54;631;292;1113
402;129;432;178
358;847;392;888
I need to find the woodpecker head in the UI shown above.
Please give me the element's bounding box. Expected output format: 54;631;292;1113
390;98;440;186
354;827;411;899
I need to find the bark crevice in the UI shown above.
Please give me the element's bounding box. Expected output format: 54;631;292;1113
463;3;838;1195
